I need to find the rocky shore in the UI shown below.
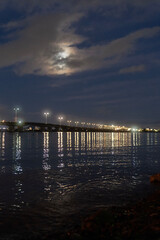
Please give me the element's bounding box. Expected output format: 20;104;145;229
59;189;160;240
52;175;160;240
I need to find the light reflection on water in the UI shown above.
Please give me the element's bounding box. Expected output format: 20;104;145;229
12;133;22;174
0;132;160;236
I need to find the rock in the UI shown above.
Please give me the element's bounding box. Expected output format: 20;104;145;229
150;174;160;183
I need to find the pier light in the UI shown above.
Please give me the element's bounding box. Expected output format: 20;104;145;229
75;121;79;127
44;112;50;124
132;128;137;132
58;116;63;125
18;120;23;125
67;120;72;126
13;107;20;122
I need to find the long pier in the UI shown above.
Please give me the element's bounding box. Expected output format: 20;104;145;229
0;121;129;132
0;121;159;132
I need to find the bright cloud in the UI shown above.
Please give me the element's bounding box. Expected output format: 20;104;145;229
0;1;159;76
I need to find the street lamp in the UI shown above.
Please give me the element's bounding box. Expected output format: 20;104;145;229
58;116;63;126
81;122;85;127
44;112;49;124
75;121;79;127
67;120;72;126
13;107;20;122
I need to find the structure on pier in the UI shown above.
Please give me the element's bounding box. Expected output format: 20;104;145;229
0;121;128;132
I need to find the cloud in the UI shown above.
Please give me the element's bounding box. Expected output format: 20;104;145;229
119;64;146;74
0;13;84;74
0;18;159;76
0;0;160;77
62;26;160;74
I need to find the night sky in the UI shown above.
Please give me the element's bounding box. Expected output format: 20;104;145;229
0;0;160;127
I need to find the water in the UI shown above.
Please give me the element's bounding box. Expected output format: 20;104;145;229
0;131;160;238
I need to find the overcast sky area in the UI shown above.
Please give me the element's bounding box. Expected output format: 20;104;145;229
0;0;160;127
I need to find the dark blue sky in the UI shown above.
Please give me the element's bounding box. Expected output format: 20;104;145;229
0;0;160;127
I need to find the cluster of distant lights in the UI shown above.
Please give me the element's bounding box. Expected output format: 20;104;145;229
0;107;159;132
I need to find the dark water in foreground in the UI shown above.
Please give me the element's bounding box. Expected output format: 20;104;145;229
0;132;160;238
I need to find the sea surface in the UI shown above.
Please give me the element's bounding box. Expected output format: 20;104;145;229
0;131;160;238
